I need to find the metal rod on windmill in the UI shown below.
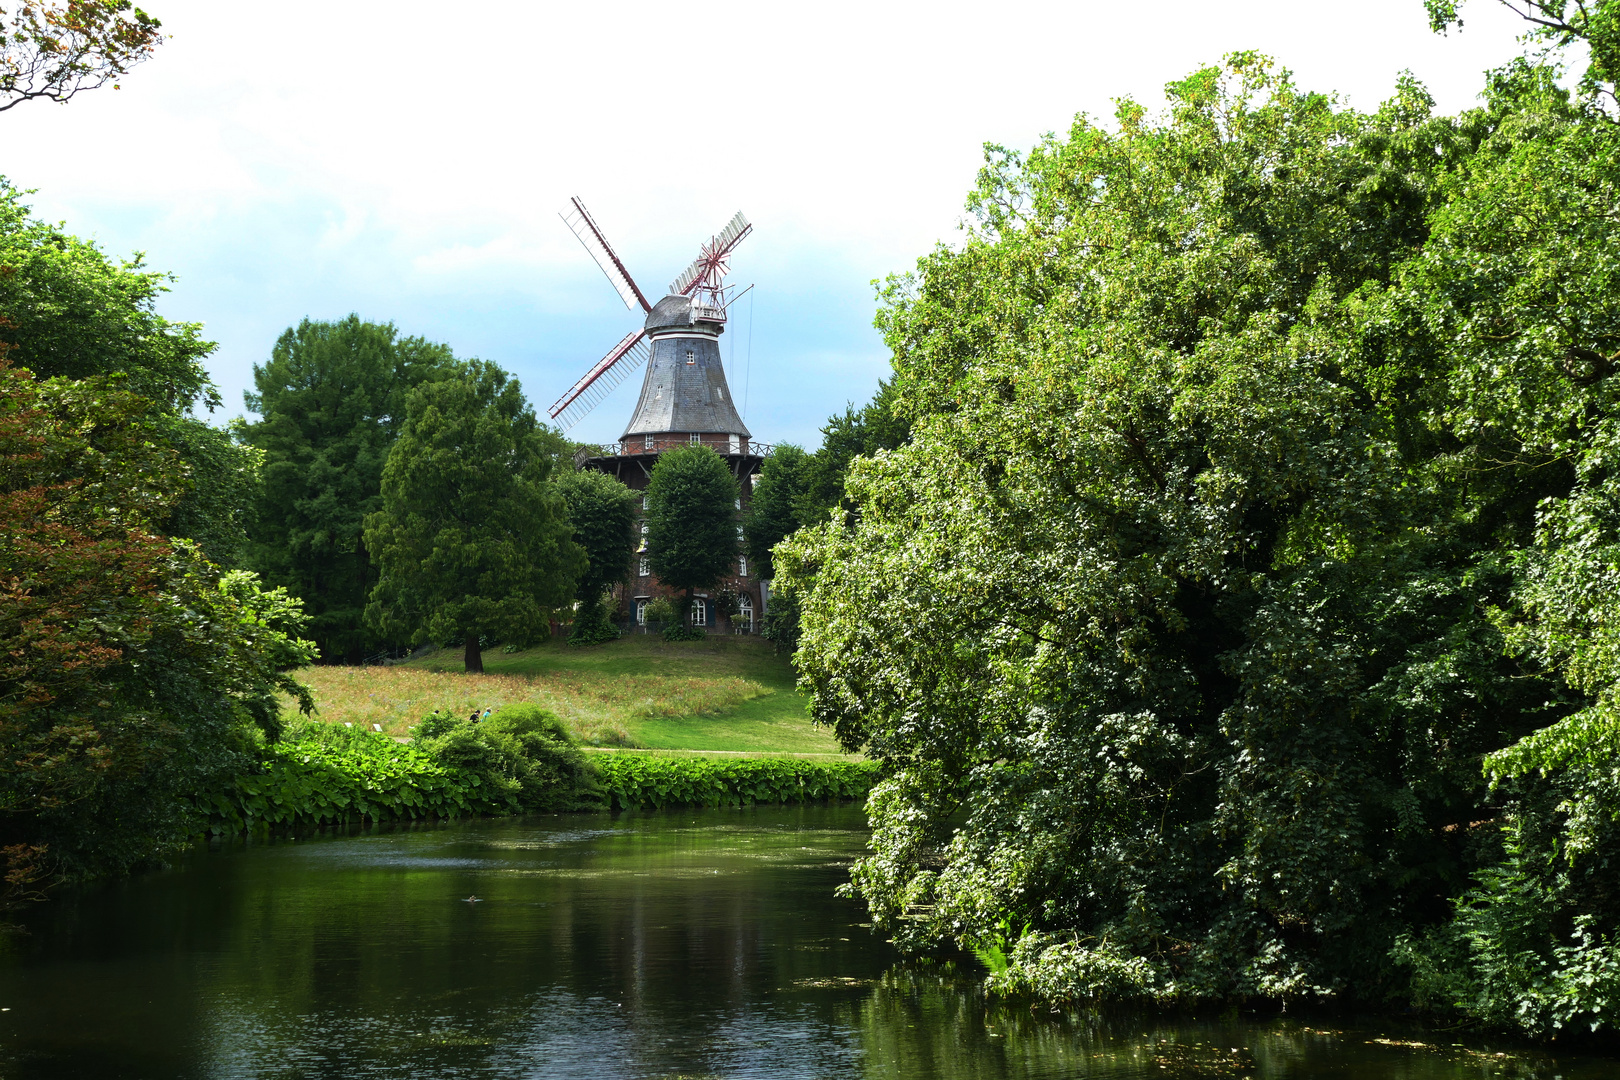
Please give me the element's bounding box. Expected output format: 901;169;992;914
549;201;753;434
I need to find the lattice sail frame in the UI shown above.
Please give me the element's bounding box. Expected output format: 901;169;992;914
547;330;650;429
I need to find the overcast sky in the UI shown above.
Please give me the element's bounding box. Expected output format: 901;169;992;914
3;0;1536;448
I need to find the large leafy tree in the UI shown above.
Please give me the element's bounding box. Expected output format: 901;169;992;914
239;316;459;661
742;443;811;580
0;180;257;567
363;361;583;673
0;361;315;898
645;445;739;625
557;468;638;644
779;56;1548;1011
796;380;911;525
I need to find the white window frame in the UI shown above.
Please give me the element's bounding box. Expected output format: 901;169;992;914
738;554;748;577
685;348;696;364
737;595;753;632
635;600;648;625
644;433;655;450
728;433;740;454
639;557;650;577
690;432;702;445
691;598;707;627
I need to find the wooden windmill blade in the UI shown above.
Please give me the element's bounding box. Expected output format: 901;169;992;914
560;197;652;313
669;211;753;296
547;329;651;430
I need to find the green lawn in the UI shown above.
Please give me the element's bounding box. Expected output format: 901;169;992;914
411;633;848;756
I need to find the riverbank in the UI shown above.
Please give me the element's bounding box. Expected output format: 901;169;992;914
205;716;877;834
287;636;843;755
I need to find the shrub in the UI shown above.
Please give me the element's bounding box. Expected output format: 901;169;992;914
568;597;619;646
593;754;878;810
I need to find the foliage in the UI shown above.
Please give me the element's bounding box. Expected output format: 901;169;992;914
644;444;739;620
0;179;215;412
743;443;811;579
557;468;638;603
662;622;705;642
568;598;619;646
0;0;161;113
643;596;677;626
592;753;878;810
779;53;1572;1019
208;706;597;832
239;316;460;661
364;360;584;673
0;362;315;893
795;379;912;526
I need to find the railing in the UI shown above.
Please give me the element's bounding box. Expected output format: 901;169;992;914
575;440;774;467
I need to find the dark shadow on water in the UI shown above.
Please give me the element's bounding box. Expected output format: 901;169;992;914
0;805;1616;1078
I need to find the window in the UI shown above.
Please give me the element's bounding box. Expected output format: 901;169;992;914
639;557;650;577
685;349;695;364
641;494;649;510
644;433;654;450
716;386;725;400
736;525;744;540
737;595;753;633
690;433;702;445
641;523;649;535
734;498;741;510
635;600;648;625
738;554;748;577
728;433;740;454
691;598;707;626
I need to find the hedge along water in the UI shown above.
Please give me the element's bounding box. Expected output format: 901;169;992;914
203;711;877;833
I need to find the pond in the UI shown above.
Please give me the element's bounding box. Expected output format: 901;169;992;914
0;804;1615;1079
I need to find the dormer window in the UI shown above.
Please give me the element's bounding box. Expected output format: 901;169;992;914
644;434;654;450
685;349;695;364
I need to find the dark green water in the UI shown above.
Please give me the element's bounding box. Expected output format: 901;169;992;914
0;805;1615;1079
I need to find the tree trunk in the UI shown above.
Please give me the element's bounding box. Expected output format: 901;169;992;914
684;587;694;627
463;633;483;674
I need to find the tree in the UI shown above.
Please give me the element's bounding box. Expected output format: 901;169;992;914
0;179;213;412
363;361;583;673
742;443;811;580
796;380;911;525
779;55;1547;1012
644;445;739;630
239;316;459;661
1;1;162;113
557;468;638;646
0;180;259;568
0;360;315;898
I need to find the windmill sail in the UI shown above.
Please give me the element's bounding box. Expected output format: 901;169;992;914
560;197;651;313
670;211;752;296
547;329;650;430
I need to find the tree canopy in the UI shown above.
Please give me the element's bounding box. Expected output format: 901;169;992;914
363;361;583;673
558;468;639;645
0;360;314;898
239;316;460;661
645;445;739;628
742;443;811;580
778;41;1620;1034
0;1;162;113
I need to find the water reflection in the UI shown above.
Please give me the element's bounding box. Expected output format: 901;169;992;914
0;806;1615;1079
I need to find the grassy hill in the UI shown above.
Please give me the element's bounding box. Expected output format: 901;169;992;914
288;634;846;757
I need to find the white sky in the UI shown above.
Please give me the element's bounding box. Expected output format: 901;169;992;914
3;0;1535;447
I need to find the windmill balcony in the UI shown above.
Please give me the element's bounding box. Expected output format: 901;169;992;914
573;438;774;469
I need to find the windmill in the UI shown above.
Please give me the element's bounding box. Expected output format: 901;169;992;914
549;197;754;441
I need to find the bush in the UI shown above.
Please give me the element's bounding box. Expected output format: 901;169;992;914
568;597;619;646
662;623;706;642
206;705;600;831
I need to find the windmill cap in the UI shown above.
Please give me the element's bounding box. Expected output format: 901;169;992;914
644;293;722;333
